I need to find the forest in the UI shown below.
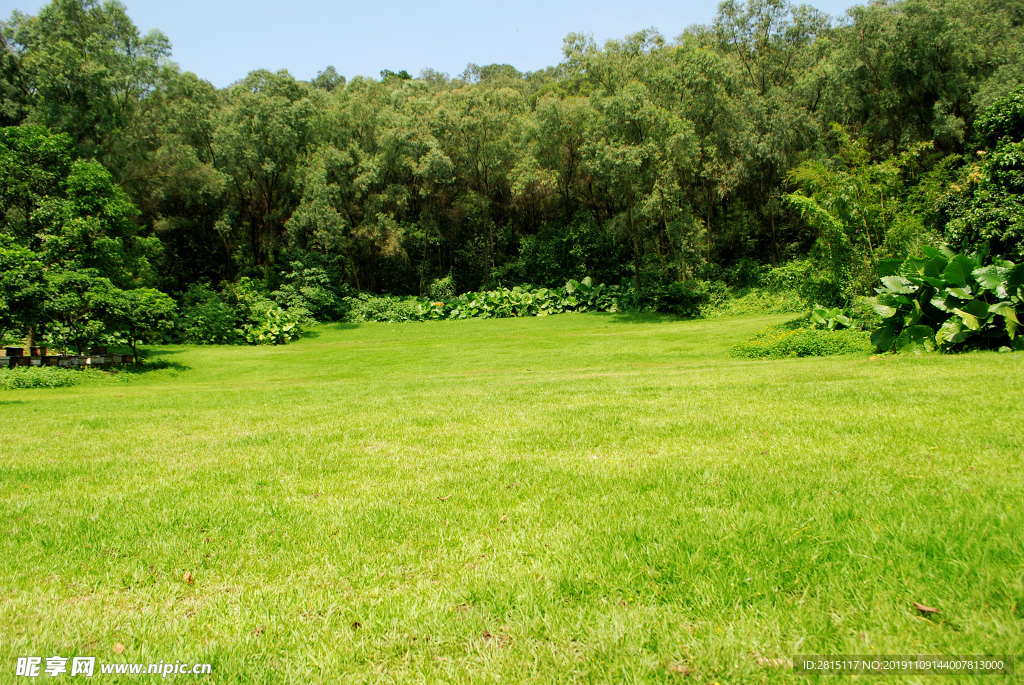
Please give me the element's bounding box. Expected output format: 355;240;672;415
1;0;1023;349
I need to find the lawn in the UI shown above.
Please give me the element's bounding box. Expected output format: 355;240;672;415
1;313;1021;683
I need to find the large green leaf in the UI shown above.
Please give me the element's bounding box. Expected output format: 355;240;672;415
920;245;943;260
1006;263;1024;288
903;299;924;327
959;298;991;320
946;286;973;300
871;301;897;318
953;308;982;330
936;318;970;347
930;293;956;312
895;325;936;354
923;256;948;279
880;276;916;294
876;292;909;307
989;301;1013;317
942;254;977;286
871;323;899;352
972;265;1006;293
901;256;929;279
994;303;1021;338
878;259;903;277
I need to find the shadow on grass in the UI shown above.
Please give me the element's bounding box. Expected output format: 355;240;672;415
115;358;191;375
324;322;363;331
0;399;25;405
589;311;686;325
139;347;185;356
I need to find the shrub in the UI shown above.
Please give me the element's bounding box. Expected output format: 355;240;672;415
229;279;303;345
651;280;729;317
426;275;455;301
0;366;80;389
341;278;630;324
178;284;238;345
809;304;856;330
764;259;845;307
730;320;873;359
271;262;346;323
871;247;1023;353
702;289;806;318
342;293;433;323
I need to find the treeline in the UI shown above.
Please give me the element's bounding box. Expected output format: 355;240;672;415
1;0;1023;342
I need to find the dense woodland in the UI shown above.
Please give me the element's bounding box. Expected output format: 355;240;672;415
1;0;1023;349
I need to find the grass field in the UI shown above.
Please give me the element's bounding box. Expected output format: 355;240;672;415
1;313;1022;683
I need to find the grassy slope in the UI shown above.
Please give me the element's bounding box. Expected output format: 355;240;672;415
1;313;1021;683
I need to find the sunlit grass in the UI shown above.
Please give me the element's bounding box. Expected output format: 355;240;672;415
1;312;1021;683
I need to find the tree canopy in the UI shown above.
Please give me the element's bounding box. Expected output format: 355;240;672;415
0;0;1021;341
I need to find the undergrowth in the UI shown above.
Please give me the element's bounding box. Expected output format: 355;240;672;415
730;318;873;359
0;367;80;389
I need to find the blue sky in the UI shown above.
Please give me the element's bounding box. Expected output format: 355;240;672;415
2;0;859;88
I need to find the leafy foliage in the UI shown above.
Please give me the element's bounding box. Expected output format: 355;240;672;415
810;304;856;330
177;284;237;345
871;247;1024;352
342;278;630;323
730;320;872;358
942;85;1024;260
2;0;1023;350
228;278;303;345
270;261;347;324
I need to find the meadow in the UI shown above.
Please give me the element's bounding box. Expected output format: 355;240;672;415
1;313;1021;683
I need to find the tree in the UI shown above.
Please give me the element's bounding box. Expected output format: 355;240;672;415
0;125;72;244
942;85;1024;259
0;34;28;126
786;124;931;296
0;236;47;340
43;269;118;354
107;287;176;362
3;0;174;162
212;69;321;272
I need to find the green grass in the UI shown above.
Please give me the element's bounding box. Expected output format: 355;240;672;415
1;313;1022;683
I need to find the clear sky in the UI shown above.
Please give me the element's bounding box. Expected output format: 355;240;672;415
1;0;860;88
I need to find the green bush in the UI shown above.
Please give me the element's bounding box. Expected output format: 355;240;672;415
0;366;80;389
730;320;873;359
342;278;630;324
340;277;830;325
178;284;238;345
342;293;434;323
271;262;346;323
650;280;729;317
764;259;845;307
229;279;303;345
702;289;806;318
871;247;1023;353
809;304;856;330
942;85;1024;260
426;275;455;301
